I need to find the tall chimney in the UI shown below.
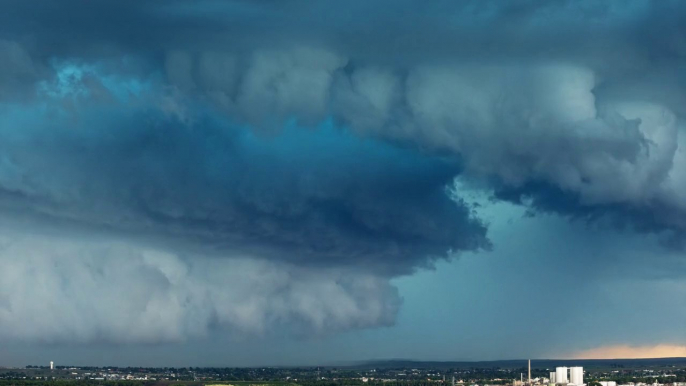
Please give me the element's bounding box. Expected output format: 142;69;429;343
528;360;531;384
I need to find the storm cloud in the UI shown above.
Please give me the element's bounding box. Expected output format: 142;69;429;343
0;230;401;343
0;61;488;342
0;0;686;347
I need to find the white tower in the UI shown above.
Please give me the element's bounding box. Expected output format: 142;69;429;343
570;367;583;386
555;367;568;384
50;361;54;370
528;360;531;384
550;372;556;384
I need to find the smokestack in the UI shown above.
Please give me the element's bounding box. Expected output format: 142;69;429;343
528;360;531;384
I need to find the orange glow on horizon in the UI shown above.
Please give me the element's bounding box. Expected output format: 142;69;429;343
571;345;686;359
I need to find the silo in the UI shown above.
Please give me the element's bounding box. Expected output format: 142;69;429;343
555;367;568;384
570;367;583;386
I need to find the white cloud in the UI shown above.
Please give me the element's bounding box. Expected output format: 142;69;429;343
0;230;400;344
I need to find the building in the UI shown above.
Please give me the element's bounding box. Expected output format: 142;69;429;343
50;361;54;370
547;366;583;386
556;368;569;384
570;367;583;386
521;361;582;386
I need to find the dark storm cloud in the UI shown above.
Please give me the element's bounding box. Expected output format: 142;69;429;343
1;0;686;343
0;64;487;341
1;0;684;66
0;94;489;275
493;182;686;244
3;0;681;235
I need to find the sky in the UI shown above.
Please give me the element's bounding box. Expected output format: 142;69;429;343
0;0;686;367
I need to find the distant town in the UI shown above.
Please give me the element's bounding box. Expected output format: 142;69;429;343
1;358;686;386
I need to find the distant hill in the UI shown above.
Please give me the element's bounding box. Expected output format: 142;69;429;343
346;358;686;370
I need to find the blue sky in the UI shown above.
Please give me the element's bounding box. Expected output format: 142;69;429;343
0;0;685;366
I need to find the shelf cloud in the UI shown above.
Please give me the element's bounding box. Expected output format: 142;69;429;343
0;0;685;347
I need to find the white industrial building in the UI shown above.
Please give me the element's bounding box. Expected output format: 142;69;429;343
521;362;583;386
549;366;583;386
570;367;583;386
556;367;569;384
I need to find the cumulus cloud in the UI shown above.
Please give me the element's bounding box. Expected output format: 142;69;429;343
159;44;686;235
401;64;684;215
